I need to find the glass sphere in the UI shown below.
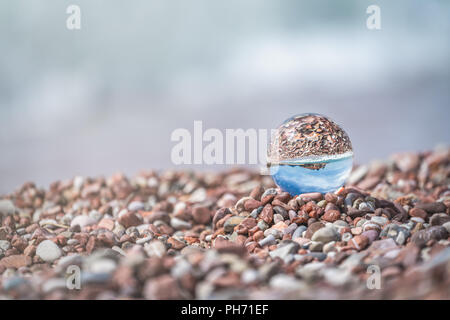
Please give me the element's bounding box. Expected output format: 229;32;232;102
268;113;353;195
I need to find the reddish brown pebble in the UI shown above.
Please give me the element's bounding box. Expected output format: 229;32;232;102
167;237;186;250
409;208;427;220
144;275;182;300
98;218;115;231
118;211;142;228
349;235;369;250
192;206;211;225
0;254;32;269
244;199;262;211
260;204;274;224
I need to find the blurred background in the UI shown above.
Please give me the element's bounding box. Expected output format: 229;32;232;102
0;0;449;194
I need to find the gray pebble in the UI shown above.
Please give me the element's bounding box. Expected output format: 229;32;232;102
250;206;263;218
443;221;450;234
323;241;337;253
288;210;297;220
283;223;298;236
356;219;367;227
128;201;145;212
269;242;299;260
170;217;192;230
305;252;327;261
309;241;323;252
0;199;15;216
264;228;283;239
0;240;11;252
342;232;353;242
71;215;96;228
144;240;166;257
136;236;153;244
273;206;288;219
36;240;62;262
333;220;349;228
411;217;425;224
258;234;276;247
261;188;278;199
371;216;389;226
292;226;307;240
257;220;269;231
311;226;340;243
273;214;284;224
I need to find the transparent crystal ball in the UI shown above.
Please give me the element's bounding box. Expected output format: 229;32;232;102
268;113;353;195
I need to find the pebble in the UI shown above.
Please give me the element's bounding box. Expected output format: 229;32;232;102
415;202;446;214
36;240;62;262
170;217;192;230
323;241;337;253
309;241;323;252
292;226;307;240
429;213;450;226
299;192;322;202
2;276;29;291
260;204;274;224
117;211;142;228
322;268;353;286
410;217;425;224
89;258;117;274
323;210;341;222
0;200;15;216
273;214;284;224
127;201;145;212
258;235;276;247
371;216;389;226
443;221;450;234
269;274;305;291
224;216;245;233
261;188;277;200
411;226;448;248
257;220;269;231
296;262;325;280
42;278;67;293
244;199;262;211
0;255;31;268
250;207;263;218
144;240;166;257
409;208;428;220
57;254;82;268
273;206;288;219
311;226;340;244
192;206;212;224
283;223;298;236
0;240;11;252
305;222;325;239
70;215;96;229
269;242;299;260
349;235;369;250
361;230;379;243
265;227;283;238
341;232;353;242
136;236;153;244
380;224;410;244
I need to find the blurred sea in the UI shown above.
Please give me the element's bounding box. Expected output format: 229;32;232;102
0;0;449;193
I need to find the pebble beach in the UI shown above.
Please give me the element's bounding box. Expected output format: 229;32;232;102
0;147;449;299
